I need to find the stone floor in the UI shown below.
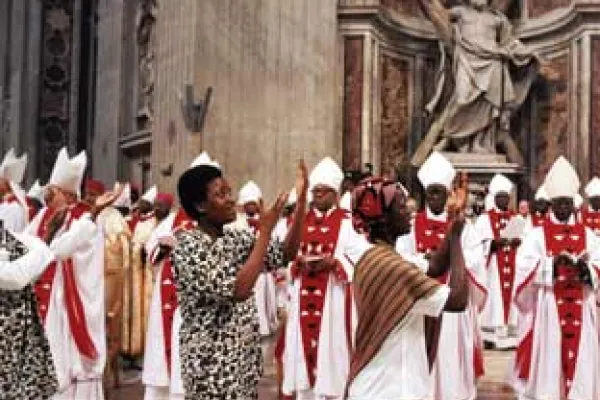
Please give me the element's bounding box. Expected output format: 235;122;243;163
113;344;516;399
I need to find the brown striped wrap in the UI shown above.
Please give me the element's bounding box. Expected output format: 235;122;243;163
345;245;441;395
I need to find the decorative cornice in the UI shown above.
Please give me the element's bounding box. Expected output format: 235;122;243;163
338;2;600;53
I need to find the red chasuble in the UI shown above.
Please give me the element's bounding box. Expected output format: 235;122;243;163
488;209;517;324
581;206;600;235
516;220;586;396
290;208;350;387
414;212;449;283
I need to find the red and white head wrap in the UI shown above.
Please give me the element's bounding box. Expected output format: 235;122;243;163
352;177;408;233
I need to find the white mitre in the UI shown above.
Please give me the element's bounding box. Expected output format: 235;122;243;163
584;177;600;198
534;184;549;201
238;181;262;205
488;174;513;197
141;185;158;203
544;156;580;200
48;147;87;196
27;180;45;204
418;151;456;190
113;183;132;209
309;157;343;193
189;151;221;170
0;148;27;185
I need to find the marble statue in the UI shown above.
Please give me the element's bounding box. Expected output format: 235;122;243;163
412;0;540;165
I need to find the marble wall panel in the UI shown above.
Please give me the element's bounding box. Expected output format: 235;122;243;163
380;53;410;177
343;37;364;171
528;0;572;19
381;0;422;17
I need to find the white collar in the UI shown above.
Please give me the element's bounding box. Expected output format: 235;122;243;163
549;212;576;226
314;205;338;219
426;207;447;222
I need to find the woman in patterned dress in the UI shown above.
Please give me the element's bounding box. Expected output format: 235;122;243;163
172;160;308;399
0;228;58;399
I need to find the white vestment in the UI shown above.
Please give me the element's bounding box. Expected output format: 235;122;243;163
282;209;367;400
142;212;185;399
0;197;27;232
347;287;450;400
512;217;600;400
396;210;487;400
26;207;106;399
473;210;520;348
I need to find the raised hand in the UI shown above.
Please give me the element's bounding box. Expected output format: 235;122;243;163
259;192;289;234
447;172;468;222
295;159;309;204
91;183;124;219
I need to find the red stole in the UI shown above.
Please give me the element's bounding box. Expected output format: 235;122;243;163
25;197;38;221
414;212;449;283
546;221;586;394
531;212;548;228
291;208;348;387
581;207;600;235
516;221;587;396
126;214;140;233
488;209;517;324
160;209;196;374
34;203;99;360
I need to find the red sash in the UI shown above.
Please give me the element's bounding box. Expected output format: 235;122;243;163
488;210;517;324
414;212;449;283
581;207;600;235
34;208;58;321
289;208;348;387
34;203;99;360
160;209;196;374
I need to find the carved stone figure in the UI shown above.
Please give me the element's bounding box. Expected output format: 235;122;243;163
136;0;158;130
412;0;540;165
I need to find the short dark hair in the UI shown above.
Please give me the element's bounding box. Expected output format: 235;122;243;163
177;165;223;221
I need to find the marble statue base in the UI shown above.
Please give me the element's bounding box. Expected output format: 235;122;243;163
440;152;525;216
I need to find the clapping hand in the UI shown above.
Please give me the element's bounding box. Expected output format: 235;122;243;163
447;172;468;223
259;193;289;235
295;159;309;204
91;183;124;220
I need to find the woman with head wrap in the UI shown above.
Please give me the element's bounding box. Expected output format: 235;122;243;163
171;158;308;399
345;175;471;400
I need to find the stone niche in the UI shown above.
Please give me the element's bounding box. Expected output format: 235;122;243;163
338;0;600;200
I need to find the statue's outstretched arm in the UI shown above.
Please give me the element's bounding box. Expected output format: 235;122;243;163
417;0;453;45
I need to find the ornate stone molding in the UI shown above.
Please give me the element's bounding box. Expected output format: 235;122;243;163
135;0;157;134
37;0;75;181
339;2;600;52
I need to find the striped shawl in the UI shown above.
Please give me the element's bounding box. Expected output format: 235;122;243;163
346;245;442;393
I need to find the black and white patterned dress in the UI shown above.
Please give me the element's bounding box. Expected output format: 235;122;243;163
172;227;283;400
0;232;58;399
